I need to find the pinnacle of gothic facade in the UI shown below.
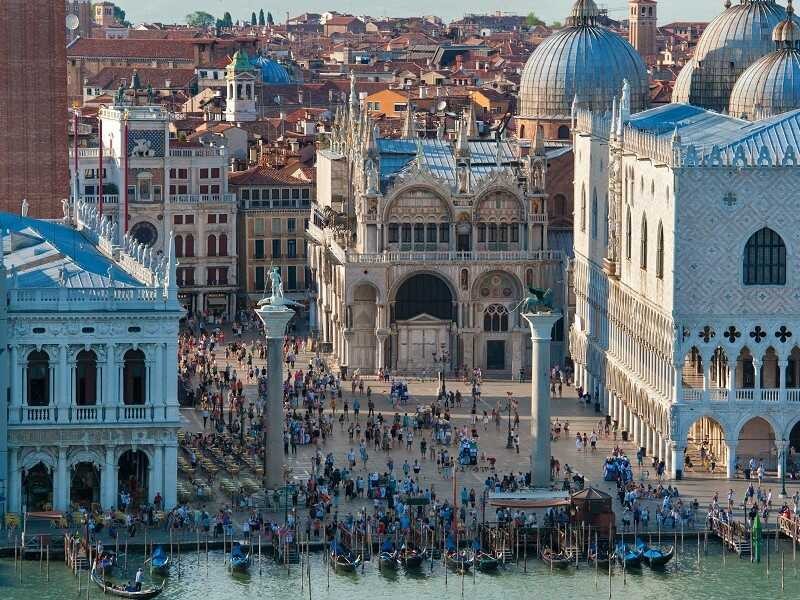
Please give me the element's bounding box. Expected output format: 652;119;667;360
465;102;477;138
402;106;416;138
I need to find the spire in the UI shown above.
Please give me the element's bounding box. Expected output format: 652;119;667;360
456;115;470;157
611;96;619;141
671;124;682;146
349;71;358;109
533;124;545;155
495;137;503;166
566;0;601;27
365;120;379;157
165;229;177;301
402;105;417;138
465;103;477;138
773;0;800;48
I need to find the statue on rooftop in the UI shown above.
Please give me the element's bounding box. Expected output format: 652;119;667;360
21;198;29;217
61;198;70;222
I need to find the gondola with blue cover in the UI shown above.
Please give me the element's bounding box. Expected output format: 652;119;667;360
330;539;362;573
148;546;170;575
615;542;643;568
635;538;674;568
378;539;399;570
230;542;251;572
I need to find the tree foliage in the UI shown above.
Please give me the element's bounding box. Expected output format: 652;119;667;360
222;11;233;28
113;6;131;26
258;9;266;26
267;11;274;26
186;11;215;28
525;12;544;27
251;12;257;25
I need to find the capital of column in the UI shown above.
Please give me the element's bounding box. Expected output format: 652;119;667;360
520;310;562;341
255;304;296;339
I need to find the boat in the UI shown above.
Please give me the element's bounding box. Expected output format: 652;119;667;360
445;550;474;572
398;544;427;569
379;550;400;569
91;567;165;600
635;538;674;568
230;542;251;572
148;546;170;575
615;542;643;568
540;547;572;569
474;551;501;573
587;544;610;567
330;540;362;573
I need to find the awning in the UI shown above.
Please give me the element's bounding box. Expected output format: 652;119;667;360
488;498;570;509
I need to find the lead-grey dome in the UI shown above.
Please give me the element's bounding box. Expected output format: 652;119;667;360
729;1;800;119
673;0;790;112
518;0;649;120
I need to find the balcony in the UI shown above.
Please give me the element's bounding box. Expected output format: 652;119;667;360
170;193;236;204
9;287;163;312
682;387;800;404
69;147;114;159
168;148;226;158
346;250;563;264
81;194;120;205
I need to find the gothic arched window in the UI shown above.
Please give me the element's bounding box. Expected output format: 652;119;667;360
625;207;632;260
483;304;509;332
640;215;648;270
207;234;217;257
185;234;195;257
744;227;786;285
591;190;598;240
580;185;586;232
656;221;664;279
175;235;184;258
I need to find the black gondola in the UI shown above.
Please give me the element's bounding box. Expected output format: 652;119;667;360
398;544;427;569
615;542;643;568
587;544;610;567
636;538;674;568
331;540;362;573
445;550;474;572
474;551;501;572
540;547;573;569
91;568;164;599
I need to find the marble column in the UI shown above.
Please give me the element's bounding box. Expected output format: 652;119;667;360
163;443;178;508
102;446;115;509
150;445;164;505
671;443;684;479
726;442;737;479
55;447;68;511
8;447;19;513
376;331;388;372
256;303;296;490
521;310;562;488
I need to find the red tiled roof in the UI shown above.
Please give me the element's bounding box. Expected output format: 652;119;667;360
229;165;309;186
67;38;195;60
87;67;196;89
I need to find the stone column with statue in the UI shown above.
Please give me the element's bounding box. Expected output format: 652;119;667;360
515;287;561;488
255;267;298;491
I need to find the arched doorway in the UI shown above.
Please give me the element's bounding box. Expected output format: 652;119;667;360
23;462;53;511
738;417;777;471
685;416;728;476
392;273;454;373
70;462;100;509
118;450;149;508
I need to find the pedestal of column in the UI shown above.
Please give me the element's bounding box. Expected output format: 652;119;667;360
671;444;684;480
521;311;562;488
256;303;296;490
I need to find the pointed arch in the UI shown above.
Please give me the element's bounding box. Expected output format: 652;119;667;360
580;183;586;232
625;206;632;260
640;214;648;270
743;227;786;285
656;220;664;279
591;188;598;240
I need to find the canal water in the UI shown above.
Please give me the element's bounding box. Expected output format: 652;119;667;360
2;541;800;600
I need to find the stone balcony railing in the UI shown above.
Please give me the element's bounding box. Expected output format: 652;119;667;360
347;250;563;264
8;404;179;425
170;193;236;204
682;387;800;404
8;287;164;312
81;194;120;205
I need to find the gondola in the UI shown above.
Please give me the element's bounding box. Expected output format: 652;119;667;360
474;551;501;573
147;546;170;575
230;542;251;572
635;538;674;568
379;550;400;569
615;542;643;568
587;544;610;567
398;545;427;569
540;547;572;569
91;567;165;600
330;540;362;573
445;550;474;572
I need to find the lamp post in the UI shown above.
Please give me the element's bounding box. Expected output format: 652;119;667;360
506;391;514;449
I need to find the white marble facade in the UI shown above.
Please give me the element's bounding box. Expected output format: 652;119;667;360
0;204;183;516
570;94;800;480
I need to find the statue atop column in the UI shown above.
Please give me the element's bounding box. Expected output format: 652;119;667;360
514;287;554;314
259;267;300;309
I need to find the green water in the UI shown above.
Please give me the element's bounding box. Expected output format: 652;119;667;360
2;542;800;600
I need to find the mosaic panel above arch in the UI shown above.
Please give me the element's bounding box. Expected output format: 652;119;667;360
471;270;522;301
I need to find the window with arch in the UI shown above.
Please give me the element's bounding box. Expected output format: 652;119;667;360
75;349;98;406
207;234;217;257
175;235;184;258
218;233;228;256
640;215;648;270
744;227;786;285
625;207;632;260
123;349;146;405
656;221;664;279
185;234;195;257
460;269;469;291
580;185;586;232
591;190;598;240
483;304;509;332
27;350;50;406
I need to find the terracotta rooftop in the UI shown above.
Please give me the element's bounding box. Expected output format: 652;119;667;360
67;38;196;60
229;165;309;186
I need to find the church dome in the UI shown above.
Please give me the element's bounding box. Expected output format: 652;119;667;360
518;0;649;120
729;1;800;119
251;53;292;84
672;0;790;112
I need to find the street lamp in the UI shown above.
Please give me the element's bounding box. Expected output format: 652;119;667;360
506;391;514;449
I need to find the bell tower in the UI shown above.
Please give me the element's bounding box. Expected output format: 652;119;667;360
629;0;658;64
